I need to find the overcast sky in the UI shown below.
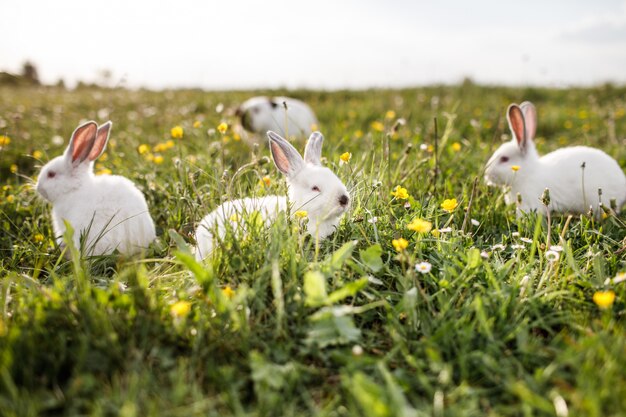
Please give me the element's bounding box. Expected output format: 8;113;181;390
2;0;626;89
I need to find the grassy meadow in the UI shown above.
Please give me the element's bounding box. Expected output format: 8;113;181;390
1;83;626;416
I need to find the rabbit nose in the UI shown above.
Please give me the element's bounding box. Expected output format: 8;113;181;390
339;194;349;206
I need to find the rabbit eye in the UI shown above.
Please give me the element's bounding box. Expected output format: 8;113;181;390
499;156;509;163
47;171;56;178
311;186;320;192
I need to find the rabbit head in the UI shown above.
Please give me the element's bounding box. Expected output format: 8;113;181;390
484;101;539;186
267;130;350;237
37;121;111;203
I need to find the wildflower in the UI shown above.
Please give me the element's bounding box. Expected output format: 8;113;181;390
222;285;235;299
222;135;231;144
10;164;18;174
419;143;428;151
355;130;364;139
368;217;378;224
153;155;164;164
440;198;458;213
480;251;490;259
545;250;560;262
385;110;396;120
340;152;352;163
511;165;520;172
604;272;626;286
431;229;440;238
96;168;112;175
171;125;184;139
415;261;432;274
549;245;563;252
438;227;452;233
259;176;271;187
371;121;385;132
471;219;480;226
392;238;409;252
520;237;533;244
233;133;241;141
512;232;520;237
391;185;409;200
217;122;228;134
511;244;525;250
32;150;43;159
294;210;308;219
170;300;191;317
352;345;364;356
52;135;64;145
492;243;506;251
33;233;44;243
6;195;14;203
138;144;150;154
407;218;432;233
0;135;10;146
451;142;462;152
593;290;615;310
193;120;202;128
427;144;434;153
165;139;175;149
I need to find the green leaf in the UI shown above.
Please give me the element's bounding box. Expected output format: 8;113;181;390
168;229;192;255
467;247;482;269
306;307;361;347
329;240;358;271
328;277;369;304
360;244;384;272
304;270;328;307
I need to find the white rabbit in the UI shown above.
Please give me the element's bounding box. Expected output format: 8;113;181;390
36;121;156;256
195;130;350;260
236;96;318;139
484;101;626;215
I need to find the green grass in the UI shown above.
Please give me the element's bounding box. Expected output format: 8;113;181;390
1;83;626;416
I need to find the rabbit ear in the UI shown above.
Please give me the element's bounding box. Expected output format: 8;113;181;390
303;131;324;165
67;121;98;166
507;104;527;151
88;121;112;161
520;101;537;141
267;130;304;175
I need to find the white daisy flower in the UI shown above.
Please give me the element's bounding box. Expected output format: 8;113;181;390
471;219;480;226
438;227;453;233
415;261;432;274
492;243;506;251
549;245;563;252
545;250;560;262
352;345;364;356
520;237;533;244
480;251;490;259
420;143;428;151
511;244;525;250
512;232;520;237
604;271;626;285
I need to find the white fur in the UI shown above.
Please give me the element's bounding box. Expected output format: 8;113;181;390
195;131;349;260
484;101;626;215
36;121;156;256
236;96;318;139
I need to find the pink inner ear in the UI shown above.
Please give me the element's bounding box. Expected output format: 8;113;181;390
89;124;110;161
71;123;97;163
508;106;526;148
270;141;291;173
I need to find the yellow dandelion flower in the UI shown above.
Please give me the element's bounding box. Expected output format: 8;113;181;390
578;110;588;119
593;290;615;309
138;144;150;154
153;143;167;153
33;233;44;243
441;198;458;213
10;164;18;174
427;144;434;153
165;139;175;149
153;155;164;164
170;300;191;317
371;121;385;132
217;122;228;134
511;165;520;172
233;133;241;141
32;150;43;159
144;153;155;162
222;285;235;299
340;152;352;163
6;195;15;203
0;135;11;146
407;218;432;233
355;130;364;139
391;185;409;200
259;176;271;187
294;210;308;219
385;110;396;120
451;142;461;152
193;120;202;128
96;168;112;176
392;237;409;252
171;125;184;139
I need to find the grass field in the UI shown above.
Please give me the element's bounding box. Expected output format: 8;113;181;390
1;84;626;416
